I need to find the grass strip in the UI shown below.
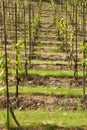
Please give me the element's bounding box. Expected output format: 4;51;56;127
0;110;87;129
31;60;84;66
0;86;86;98
19;69;83;78
10;86;87;98
31;60;68;65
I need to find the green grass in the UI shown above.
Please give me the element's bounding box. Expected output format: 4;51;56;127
19;69;83;78
33;51;58;56
31;59;84;66
0;110;6;127
35;46;58;50
0;110;87;129
10;86;86;98
0;86;86;98
8;59;69;65
31;59;68;65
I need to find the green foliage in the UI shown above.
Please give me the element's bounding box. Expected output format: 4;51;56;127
51;0;56;23
0;52;6;84
15;39;24;70
51;0;56;13
32;0;42;39
39;0;43;7
0;87;6;96
0;51;11;85
23;0;29;8
32;12;40;30
55;15;60;29
59;18;68;35
69;32;74;49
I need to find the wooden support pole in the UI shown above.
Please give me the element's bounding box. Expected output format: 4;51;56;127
3;1;10;129
15;3;19;107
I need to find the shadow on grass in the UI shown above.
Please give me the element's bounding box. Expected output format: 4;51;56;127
10;124;86;130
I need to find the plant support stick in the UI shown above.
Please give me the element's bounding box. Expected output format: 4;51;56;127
3;1;10;129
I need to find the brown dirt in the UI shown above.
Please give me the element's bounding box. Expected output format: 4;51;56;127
0;94;86;111
1;72;84;89
20;76;84;88
31;64;72;70
0;126;87;130
5;75;85;89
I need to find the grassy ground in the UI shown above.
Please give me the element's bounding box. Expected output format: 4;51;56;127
0;110;87;129
18;69;83;78
1;86;86;130
0;86;86;98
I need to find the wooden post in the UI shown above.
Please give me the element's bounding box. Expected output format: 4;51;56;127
29;3;32;66
74;3;78;82
65;0;68;51
3;1;10;129
83;2;86;102
15;3;19;107
24;7;27;76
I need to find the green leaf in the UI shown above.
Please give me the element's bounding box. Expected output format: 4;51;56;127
0;87;5;92
0;71;4;78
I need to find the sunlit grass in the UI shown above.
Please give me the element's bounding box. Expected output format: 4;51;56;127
19;69;83;78
0;110;87;129
0;86;86;98
31;59;68;65
10;86;86;98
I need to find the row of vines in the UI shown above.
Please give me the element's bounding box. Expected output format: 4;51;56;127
0;0;42;129
51;0;87;99
0;0;87;129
